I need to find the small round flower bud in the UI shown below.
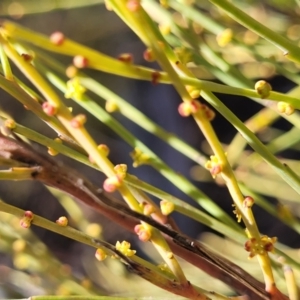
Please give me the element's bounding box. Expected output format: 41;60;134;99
126;0;141;11
70;114;87;128
73;55;89;68
134;224;151;242
243;196;254;208
160;200;175;215
97;144;110;156
50;31;65;45
42;102;57;116
103;175;123;192
118;53;133;63
159;23;171;35
95;248;107;261
4;119;16;129
141;202;156;215
216;28;233;47
166;252;174;259
186;85;201;99
85;223;102;238
24;211;34;220
143;48;155;62
65;65;78;78
12;239;26;252
277;102;295;116
56;216;68;226
255;80;272;99
178;100;201;117
105;101;119;113
20;211;34;229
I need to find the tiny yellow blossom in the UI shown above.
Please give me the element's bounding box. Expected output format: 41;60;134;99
65;77;86;99
115;241;136;256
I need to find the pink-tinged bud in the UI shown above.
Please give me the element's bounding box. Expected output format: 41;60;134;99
210;164;222;177
24;211;34;220
243;196;254;208
20;219;31;228
20;211;34;228
143;48;155;62
160;200;175;215
134;224;151;242
118;53;133;63
126;0;141;11
134;224;143;234
178;100;201;117
73;55;89;68
50;31;65;45
42;102;57;116
142;203;156;215
103;175;123;193
70;114;87;128
178;102;192;117
151;71;161;85
95;248;107;261
56;216;68;226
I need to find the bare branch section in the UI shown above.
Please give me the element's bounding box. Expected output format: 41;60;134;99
0;132;287;300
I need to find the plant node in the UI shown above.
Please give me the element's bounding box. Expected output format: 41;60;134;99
130;148;150;167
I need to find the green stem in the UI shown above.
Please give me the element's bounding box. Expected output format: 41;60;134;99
209;0;300;64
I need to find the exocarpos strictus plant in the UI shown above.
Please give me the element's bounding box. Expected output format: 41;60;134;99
0;0;300;299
